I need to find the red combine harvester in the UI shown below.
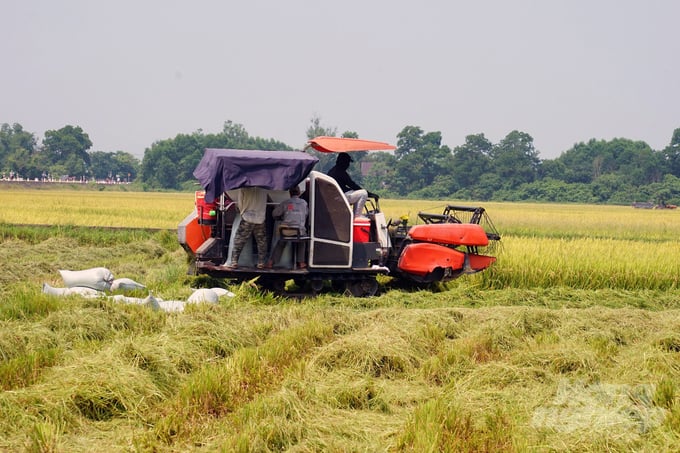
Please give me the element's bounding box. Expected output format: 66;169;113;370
178;137;500;296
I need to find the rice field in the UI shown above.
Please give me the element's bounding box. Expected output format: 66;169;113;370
4;189;678;239
0;189;193;229
3;190;679;291
1;188;679;451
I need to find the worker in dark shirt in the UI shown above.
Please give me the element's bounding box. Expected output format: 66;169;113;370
327;152;378;218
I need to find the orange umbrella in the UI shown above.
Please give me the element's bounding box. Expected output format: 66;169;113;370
306;136;396;153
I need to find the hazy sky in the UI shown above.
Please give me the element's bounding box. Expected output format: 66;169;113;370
3;0;679;159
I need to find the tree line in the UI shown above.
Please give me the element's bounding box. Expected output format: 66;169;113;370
0;123;138;183
2;119;680;205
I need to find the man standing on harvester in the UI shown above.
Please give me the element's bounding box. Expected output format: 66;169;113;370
225;186;268;269
327;152;378;218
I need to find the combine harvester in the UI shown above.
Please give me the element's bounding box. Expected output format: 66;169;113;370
178;137;500;296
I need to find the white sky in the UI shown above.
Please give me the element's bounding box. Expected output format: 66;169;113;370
3;0;679;159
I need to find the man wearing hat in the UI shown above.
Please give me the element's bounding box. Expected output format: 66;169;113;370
327;152;378;218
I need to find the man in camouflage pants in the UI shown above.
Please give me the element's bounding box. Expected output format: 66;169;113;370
226;187;268;269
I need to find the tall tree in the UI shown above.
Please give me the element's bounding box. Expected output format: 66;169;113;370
42;125;92;178
362;152;398;195
490;130;541;189
451;133;493;191
392;126;452;196
305;114;337;141
141;133;202;190
395;126;425;160
89;151;140;181
555;139;605;183
0;123;38;178
555;137;663;185
662;128;680;178
612;139;662;185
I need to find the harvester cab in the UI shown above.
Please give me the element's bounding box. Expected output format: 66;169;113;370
178;137;500;296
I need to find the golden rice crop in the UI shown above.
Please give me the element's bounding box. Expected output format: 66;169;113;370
5;191;678;241
3;190;680;292
0;190;194;229
488;235;680;290
485;201;680;242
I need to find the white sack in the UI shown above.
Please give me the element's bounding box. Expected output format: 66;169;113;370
143;294;161;310
110;278;146;292
103;293;174;312
109;293;221;313
42;283;104;298
59;267;114;291
109;294;148;305
187;288;219;304
143;294;186;312
42;282;68;296
156;300;186;312
210;287;235;298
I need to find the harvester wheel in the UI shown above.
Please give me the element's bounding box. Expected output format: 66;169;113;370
331;280;346;293
347;278;378;297
260;277;286;293
310;279;325;293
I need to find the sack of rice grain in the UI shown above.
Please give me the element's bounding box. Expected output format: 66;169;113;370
59;267;114;291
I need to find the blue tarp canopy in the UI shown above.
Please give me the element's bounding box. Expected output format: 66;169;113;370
193;148;319;202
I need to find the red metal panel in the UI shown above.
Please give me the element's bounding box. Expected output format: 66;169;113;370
408;223;489;247
184;216;212;253
398;243;465;276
